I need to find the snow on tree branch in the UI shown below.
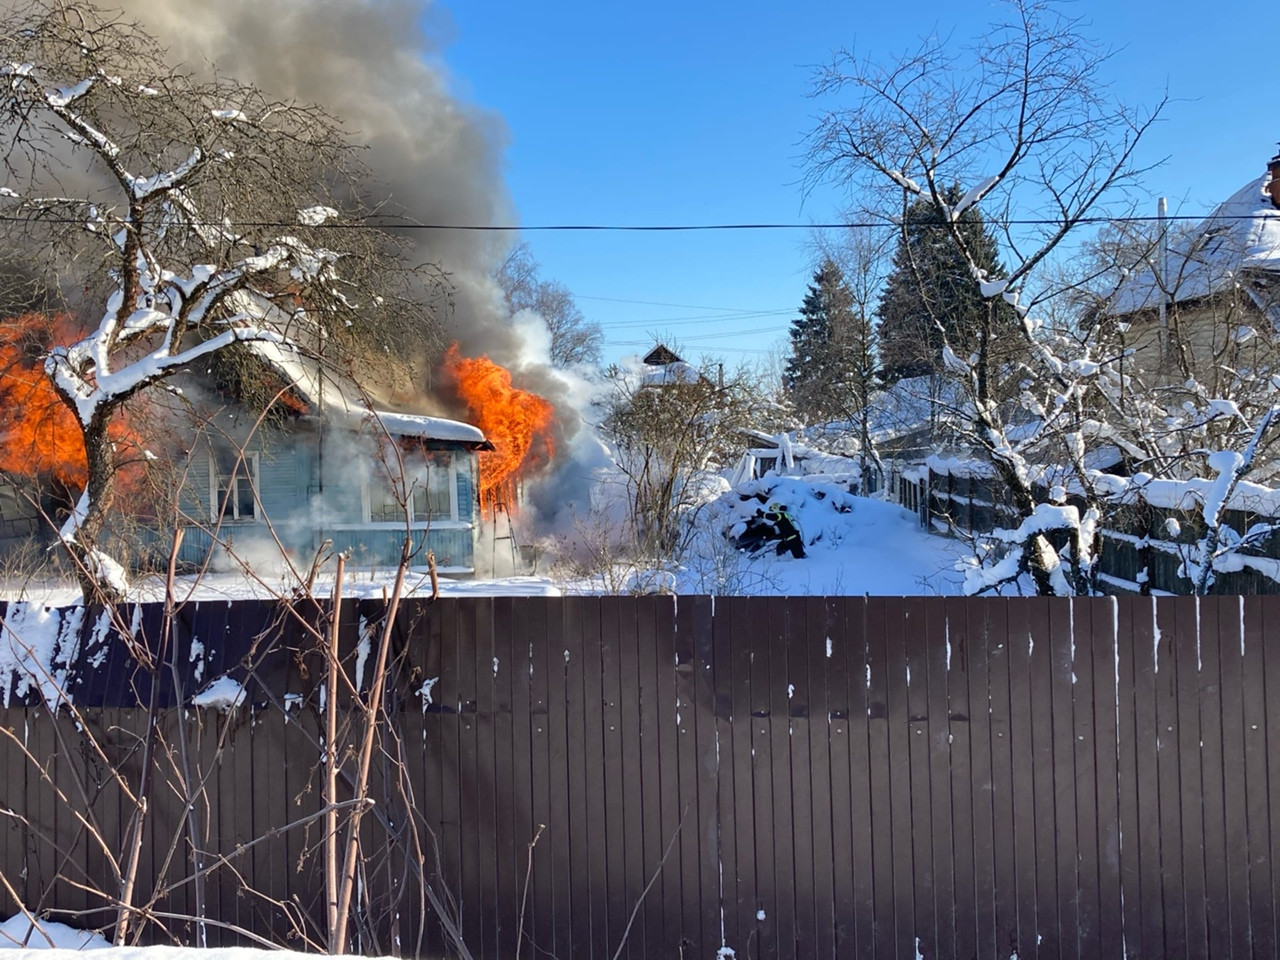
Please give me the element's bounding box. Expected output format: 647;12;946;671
0;0;442;602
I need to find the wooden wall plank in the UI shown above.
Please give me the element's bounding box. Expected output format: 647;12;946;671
615;596;647;960
1007;600;1043;959
1241;595;1275;955
598;597;628;958
1046;597;1079;960
711;595;741;960
452;599;485;958
544;597;576;960
631;596;662;960
1111;596;1142;956
727;597;759;960
841;597;875;960
1071;599;1101;959
563;596;597;960
689;596;721;960
768;596;798;960
925;598;956;960
884;597;917;960
963;597;998;960
653;595;684;960
519;597;551;960
673;594;704;960
488;597;518;960
1173;595;1208;958
943;597;974;960
433;599;465;954
1197;597;1230;960
864;596;895;960
1216;596;1252;960
803;596;835;960
787;598;818;960
904;599;937;960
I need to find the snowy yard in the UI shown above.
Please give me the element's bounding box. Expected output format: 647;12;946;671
2;916;363;958
0;489;966;607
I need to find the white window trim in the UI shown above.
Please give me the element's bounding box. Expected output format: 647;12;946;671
209;450;260;524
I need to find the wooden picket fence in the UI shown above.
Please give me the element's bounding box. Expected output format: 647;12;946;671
1;594;1278;959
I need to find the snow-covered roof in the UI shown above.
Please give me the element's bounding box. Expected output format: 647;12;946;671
1110;175;1280;317
867;374;963;445
364;411;485;444
247;341;487;445
641;360;702;386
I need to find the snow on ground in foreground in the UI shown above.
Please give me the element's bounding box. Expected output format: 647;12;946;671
704;476;967;596
2;914;370;958
0;570;562;607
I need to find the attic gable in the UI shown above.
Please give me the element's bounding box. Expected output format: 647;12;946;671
642;344;683;366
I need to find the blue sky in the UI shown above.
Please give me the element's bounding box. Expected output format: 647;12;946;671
436;0;1276;367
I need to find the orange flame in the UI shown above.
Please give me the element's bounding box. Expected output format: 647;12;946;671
443;344;554;513
0;312;143;493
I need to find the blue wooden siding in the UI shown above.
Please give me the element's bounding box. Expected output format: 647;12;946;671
148;424;481;572
456;459;475;523
325;525;476;572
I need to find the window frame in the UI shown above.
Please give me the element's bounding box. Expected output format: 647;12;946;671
361;449;461;527
209;450;261;524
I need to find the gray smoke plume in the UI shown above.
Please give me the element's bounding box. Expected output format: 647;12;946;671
110;0;603;532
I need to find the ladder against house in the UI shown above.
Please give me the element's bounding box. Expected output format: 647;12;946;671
488;498;523;574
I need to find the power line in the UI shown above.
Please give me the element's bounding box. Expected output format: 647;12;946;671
578;294;775;312
0;212;1263;231
368;213;1276;231
608;323;789;346
597;308;793;330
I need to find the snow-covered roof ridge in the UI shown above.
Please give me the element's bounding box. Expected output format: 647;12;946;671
1110;175;1280;316
246;341;487;445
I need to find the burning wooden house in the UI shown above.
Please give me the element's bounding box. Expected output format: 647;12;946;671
169;343;497;575
0;310;558;579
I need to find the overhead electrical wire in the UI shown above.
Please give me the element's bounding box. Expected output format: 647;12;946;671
0;213;1263;231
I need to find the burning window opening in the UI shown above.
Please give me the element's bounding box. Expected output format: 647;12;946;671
442;344;554;516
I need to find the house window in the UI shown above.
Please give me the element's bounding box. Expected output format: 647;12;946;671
211;450;259;522
368;451;454;523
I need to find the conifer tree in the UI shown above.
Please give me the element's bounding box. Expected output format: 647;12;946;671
784;259;861;421
875;187;1015;381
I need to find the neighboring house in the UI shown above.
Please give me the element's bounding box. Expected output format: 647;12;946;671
1108;150;1280;378
171;346;493;575
640;343;704;387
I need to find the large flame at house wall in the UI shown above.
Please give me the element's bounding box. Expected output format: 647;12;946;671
443;344;554;514
0;313;144;494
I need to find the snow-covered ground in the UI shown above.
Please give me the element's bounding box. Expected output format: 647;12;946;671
2;914;364;958
0;487;966;607
700;476;966;596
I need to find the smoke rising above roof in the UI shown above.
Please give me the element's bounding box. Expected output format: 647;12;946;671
107;0;599;529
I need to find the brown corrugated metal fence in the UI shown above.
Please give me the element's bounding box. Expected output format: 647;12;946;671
1;595;1278;958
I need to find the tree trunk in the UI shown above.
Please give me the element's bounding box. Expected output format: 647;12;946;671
65;411;125;604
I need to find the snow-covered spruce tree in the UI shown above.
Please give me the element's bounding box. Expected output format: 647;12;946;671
875;188;1020;382
784;258;859;422
808;227;887;489
0;1;439;602
807;0;1164;595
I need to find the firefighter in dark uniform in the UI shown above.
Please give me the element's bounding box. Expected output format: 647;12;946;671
765;502;806;559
